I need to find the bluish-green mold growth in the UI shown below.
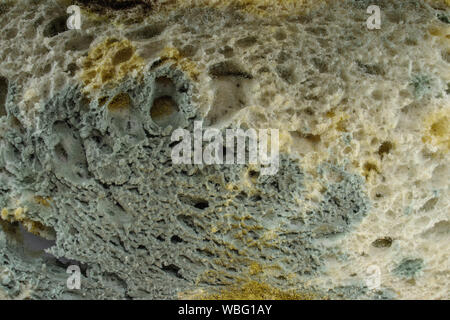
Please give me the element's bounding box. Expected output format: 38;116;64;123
410;74;433;99
0;64;371;299
393;258;424;279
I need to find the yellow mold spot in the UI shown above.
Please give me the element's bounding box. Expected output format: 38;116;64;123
1;208;8;220
321;108;349;134
80;38;144;93
427;24;450;46
326;109;336;118
160;47;200;80
14;207;25;220
422;109;450;153
34;196;51;207
249;262;263;276
1;207;55;240
200;280;318;300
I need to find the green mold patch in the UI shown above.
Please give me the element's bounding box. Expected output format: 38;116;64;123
393;258;424;279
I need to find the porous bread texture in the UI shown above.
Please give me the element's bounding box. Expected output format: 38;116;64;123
0;0;449;299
